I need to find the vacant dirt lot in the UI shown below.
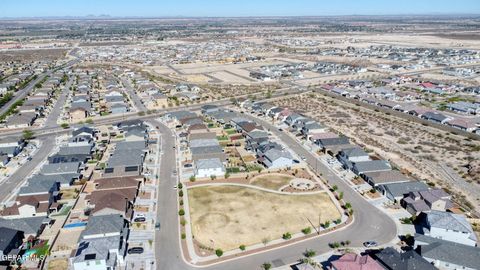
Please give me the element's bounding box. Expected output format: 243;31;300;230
0;48;68;62
273;93;480;212
188;185;340;251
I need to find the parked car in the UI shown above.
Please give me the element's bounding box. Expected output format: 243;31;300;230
363;241;378;248
155;222;161;230
134;217;146;222
128;247;144;254
184;163;192;168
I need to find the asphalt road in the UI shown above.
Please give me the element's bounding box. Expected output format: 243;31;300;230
44;77;73;128
151;113;397;270
0;136;55;203
122;77;147;111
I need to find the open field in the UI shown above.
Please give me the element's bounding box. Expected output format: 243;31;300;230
0;48;68;62
188;185;341;251
273;93;480;211
249;173;294;190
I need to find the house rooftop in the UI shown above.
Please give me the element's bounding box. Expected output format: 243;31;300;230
40;162;80;175
415;234;480;269
81;214;126;239
373;247;436;270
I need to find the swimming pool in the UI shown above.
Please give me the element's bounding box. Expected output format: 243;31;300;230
64;222;87;228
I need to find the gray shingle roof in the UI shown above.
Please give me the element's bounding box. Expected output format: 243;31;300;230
353;160;391;174
382;181;429;198
195;158;224;170
0;227;22;251
264;148;292;162
19;178;57;195
341;146;369;158
415;234;480;269
81;214;125;239
425;210;476;239
374;247;436;270
40;162;80;175
0;217;46;235
190;145;223;155
189;139;219;148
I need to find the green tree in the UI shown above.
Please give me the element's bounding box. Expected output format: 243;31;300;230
304;249;316;258
215;249;223;257
178;209;185;216
22;130;35;141
324;221;330;229
177;183;183;189
239;244;246;251
189;175;196;182
261;263;272;270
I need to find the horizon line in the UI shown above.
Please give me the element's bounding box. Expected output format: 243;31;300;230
1;13;480;20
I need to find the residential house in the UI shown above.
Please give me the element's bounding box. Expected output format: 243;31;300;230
362;170;412;187
372;247;437;270
419;210;477;247
421;112;452;124
48;145;93;164
402;189;453;216
0;216;49;238
351;160;391;175
0;227;24;259
260;148;293;169
104;141;146;177
330;253;383;270
415;234;480;270
379;181;429;202
195;158;225;178
337;146;371;171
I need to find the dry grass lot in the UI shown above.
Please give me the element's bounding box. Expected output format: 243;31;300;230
188;185;340;251
249;173;294;190
47;259;68;270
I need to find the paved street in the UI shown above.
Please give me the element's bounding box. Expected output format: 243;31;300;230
44;77;73;128
0;136;55;203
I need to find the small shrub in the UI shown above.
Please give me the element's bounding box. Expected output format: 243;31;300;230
282;232;292;240
301;227;311;234
178;209;185;216
215;249;223;257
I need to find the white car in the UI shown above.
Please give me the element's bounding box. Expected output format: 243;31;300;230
134;213;146;219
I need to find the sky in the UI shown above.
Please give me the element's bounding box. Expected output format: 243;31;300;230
1;0;480;18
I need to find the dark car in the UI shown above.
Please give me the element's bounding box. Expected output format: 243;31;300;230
155;222;161;230
363;241;378;248
134;217;146;222
128;247;144;254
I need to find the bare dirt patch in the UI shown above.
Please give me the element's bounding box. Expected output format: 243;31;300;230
188;185;341;251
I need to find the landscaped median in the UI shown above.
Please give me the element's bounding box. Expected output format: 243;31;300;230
175;171;353;265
